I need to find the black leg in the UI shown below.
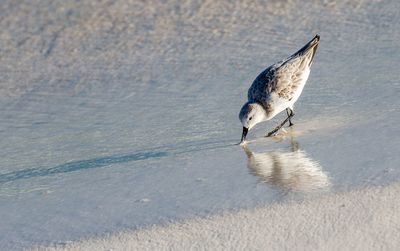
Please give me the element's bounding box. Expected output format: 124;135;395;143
265;116;291;137
266;108;295;137
286;108;295;127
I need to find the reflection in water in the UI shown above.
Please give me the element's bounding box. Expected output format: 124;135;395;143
242;140;330;192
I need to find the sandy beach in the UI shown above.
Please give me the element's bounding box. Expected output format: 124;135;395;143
1;0;400;250
35;183;400;251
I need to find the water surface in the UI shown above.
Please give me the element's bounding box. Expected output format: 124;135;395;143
0;0;399;249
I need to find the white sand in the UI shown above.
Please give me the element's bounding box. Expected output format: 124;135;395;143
3;1;400;250
36;183;400;251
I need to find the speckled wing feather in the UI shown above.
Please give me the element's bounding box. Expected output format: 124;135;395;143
248;35;319;106
247;63;282;102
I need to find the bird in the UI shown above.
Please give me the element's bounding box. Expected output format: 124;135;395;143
239;35;320;143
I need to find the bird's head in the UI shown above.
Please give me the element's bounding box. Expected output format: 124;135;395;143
239;102;269;142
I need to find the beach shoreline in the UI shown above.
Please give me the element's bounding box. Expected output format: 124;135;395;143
2;0;400;249
34;183;400;251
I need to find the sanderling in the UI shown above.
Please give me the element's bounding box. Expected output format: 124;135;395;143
239;35;320;143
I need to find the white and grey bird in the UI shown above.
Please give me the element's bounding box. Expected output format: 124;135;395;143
239;35;320;143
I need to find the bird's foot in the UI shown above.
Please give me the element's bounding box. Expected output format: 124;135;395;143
266;128;280;137
265;132;275;137
266;116;291;137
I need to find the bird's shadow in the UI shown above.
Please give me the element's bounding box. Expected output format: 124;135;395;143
0;139;237;185
0;151;168;184
241;134;330;192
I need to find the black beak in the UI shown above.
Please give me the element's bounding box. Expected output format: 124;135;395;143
240;127;248;143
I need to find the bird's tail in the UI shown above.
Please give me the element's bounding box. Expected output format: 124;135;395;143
289;35;320;66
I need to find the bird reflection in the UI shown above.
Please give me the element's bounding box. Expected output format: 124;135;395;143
242;138;330;192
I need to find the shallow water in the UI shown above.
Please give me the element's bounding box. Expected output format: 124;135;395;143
1;0;400;249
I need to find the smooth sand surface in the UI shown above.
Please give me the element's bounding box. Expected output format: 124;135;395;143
2;1;400;249
36;183;400;251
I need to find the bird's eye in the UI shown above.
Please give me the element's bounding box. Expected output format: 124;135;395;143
249;117;253;120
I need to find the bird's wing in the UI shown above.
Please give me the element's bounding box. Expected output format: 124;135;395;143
248;35;319;103
272;55;311;101
247;64;281;102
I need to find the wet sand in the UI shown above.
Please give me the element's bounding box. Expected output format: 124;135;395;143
1;0;400;249
35;183;400;251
